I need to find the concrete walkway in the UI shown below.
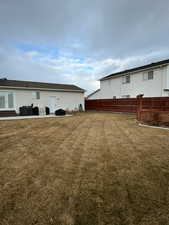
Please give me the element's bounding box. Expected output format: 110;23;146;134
0;114;72;121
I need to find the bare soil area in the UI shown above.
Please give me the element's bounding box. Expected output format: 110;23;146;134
0;112;169;225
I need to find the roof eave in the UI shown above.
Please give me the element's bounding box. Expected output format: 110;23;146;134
100;63;169;81
0;85;85;93
86;89;100;98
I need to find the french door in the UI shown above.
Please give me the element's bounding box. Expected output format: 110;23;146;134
0;92;14;110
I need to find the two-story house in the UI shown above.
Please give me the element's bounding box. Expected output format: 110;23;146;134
87;59;169;99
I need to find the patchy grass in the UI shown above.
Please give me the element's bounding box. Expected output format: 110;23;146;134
0;112;169;225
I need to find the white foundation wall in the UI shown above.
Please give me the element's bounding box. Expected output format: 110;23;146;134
1;89;85;113
99;66;169;99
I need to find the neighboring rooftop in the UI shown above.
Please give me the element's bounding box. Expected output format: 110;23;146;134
0;78;85;92
86;89;100;99
100;59;169;81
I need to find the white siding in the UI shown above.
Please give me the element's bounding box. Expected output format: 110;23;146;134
99;65;169;99
87;90;101;100
0;89;84;113
166;65;169;94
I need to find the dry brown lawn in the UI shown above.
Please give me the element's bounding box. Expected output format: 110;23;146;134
0;112;169;225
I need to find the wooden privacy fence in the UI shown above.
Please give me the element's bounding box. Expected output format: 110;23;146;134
136;95;169;125
85;96;169;124
85;98;137;113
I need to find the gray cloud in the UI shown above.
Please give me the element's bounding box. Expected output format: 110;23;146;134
1;0;169;93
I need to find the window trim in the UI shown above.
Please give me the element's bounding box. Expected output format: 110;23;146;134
148;70;154;80
122;75;130;84
36;91;40;99
143;70;154;81
32;91;40;100
143;72;148;81
0;91;15;111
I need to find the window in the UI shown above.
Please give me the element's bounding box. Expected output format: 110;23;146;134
0;95;5;108
143;72;148;80
122;95;130;98
122;75;130;84
113;96;116;99
36;91;40;99
0;92;14;109
143;70;154;80
148;71;153;80
32;91;40;99
8;93;14;108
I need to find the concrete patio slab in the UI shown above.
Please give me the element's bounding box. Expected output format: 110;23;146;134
0;114;72;121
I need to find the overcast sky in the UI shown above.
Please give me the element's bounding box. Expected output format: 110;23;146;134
1;0;169;94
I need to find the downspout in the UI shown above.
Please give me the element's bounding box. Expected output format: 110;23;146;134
161;66;164;96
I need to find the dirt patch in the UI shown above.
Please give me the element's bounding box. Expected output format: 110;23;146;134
0;113;169;225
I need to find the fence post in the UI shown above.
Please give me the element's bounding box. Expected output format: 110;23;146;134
136;94;144;120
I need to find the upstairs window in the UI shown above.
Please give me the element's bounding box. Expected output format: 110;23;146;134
148;71;154;80
143;70;154;80
32;91;40;99
122;75;130;84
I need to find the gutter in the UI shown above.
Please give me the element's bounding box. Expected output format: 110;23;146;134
0;86;85;93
